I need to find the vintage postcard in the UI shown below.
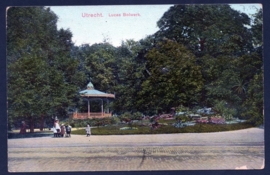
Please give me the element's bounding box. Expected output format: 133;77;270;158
7;4;264;172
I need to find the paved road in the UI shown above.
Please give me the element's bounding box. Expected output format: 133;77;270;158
8;128;264;172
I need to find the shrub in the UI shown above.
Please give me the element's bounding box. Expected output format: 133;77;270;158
175;115;190;122
120;112;132;119
214;100;237;120
69;117;117;128
132;112;143;120
112;117;120;125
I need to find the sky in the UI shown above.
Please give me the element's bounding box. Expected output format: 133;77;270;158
49;4;262;47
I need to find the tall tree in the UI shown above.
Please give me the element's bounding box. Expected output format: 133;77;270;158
7;7;58;64
155;5;253;57
7;7;85;132
153;5;263;125
8;56;50;131
251;8;263;49
138;40;203;113
240;9;263;125
112;40;146;113
241;72;263;126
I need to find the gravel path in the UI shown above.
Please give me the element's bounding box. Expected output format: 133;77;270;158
8;128;264;172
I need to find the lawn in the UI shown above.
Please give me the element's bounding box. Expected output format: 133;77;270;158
8;119;254;138
72;122;254;135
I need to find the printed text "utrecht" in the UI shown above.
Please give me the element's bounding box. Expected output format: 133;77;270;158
82;13;103;17
82;13;141;17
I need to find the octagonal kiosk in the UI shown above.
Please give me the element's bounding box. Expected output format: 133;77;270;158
72;82;115;119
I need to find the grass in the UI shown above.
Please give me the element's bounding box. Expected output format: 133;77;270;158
71;122;254;135
8;130;52;139
8;121;254;138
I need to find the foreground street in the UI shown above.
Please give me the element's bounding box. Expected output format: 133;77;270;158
8;128;264;172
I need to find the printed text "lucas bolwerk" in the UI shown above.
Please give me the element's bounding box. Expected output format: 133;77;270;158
82;13;141;17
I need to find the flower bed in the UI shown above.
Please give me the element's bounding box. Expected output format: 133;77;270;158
210;117;225;124
119;127;138;130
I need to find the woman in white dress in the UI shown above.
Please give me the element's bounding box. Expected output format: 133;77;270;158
54;119;61;137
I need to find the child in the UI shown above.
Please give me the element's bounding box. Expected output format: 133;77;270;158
66;125;72;137
86;124;91;137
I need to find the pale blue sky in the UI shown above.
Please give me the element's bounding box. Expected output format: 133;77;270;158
49;4;262;47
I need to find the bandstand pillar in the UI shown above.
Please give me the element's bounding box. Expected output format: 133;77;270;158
101;99;104;117
88;99;90;118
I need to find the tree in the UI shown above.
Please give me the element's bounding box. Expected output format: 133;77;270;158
155;5;253;57
73;42;118;113
200;55;241;106
111;40;147;113
7;7;58;64
241;9;263;126
7;7;59;132
8;56;50;131
251;8;263;48
241;72;263;126
75;40;147;114
82;43;117;90
7;7;86;132
200;51;262;116
138;40;203;113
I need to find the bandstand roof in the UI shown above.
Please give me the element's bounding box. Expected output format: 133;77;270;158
79;82;115;98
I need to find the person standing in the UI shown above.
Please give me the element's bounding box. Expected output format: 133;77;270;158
54;119;61;137
19;121;26;134
66;124;72;137
86;124;91;137
53;126;57;137
60;124;66;137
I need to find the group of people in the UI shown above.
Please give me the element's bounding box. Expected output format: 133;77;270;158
53;118;91;137
53;119;72;137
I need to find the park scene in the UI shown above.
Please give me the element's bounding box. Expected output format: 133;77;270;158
7;4;264;172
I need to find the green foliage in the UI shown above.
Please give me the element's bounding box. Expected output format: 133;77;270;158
175;105;192;117
71;6;262;125
7;7;86;131
154;5;263;126
71;122;253;135
251;9;263;47
69;117;116;128
174;116;190;122
138;40;203;111
7;7;58;64
241;72;263;126
200;55;240;107
119;112;132;120
200;52;262;117
75;40;146;114
213;100;237;120
112;116;121;124
7;5;263;131
132;112;143;120
156;5;253;57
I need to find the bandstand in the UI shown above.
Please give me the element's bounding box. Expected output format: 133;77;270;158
71;82;115;119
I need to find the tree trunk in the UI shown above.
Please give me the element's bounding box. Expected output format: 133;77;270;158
30;116;34;133
40;115;44;131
